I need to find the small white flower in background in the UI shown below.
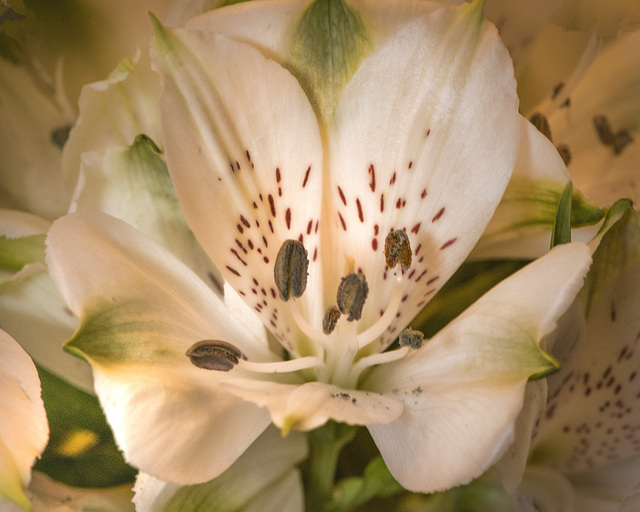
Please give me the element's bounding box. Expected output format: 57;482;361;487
46;0;592;497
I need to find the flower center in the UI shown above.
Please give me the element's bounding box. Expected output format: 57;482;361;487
186;230;420;388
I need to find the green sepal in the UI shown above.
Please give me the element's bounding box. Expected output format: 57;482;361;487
287;0;372;126
0;234;45;272
410;259;529;338
550;181;573;248
329;456;404;512
595;198;634;236
33;365;137;488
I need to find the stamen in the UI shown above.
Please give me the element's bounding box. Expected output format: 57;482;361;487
322;306;341;335
186;340;244;371
356;272;404;349
238;356;323;374
349;346;410;379
289;299;331;350
274;240;308;301
399;328;424;349
385;230;412;271
337;273;368;322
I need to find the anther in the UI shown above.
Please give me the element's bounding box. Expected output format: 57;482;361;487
398;328;424;350
322;306;341;334
529;112;552;142
186;340;244;371
274;240;308;301
337;273;368;322
384;230;412;271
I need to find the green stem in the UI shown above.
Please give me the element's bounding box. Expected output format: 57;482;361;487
302;422;357;512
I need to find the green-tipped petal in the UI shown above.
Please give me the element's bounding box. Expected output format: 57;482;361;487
73;134;222;294
0;330;48;511
363;243;591;493
46;212;273;484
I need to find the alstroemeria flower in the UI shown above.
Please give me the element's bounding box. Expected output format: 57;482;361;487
46;0;592;494
512;206;640;511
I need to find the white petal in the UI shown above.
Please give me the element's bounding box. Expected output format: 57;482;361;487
72;136;223;295
532;210;640;474
62;52;162;186
328;1;520;348
0;61;73;219
221;379;403;434
46;212;274;484
0;330;48;510
363;243;591;492
152;22;325;354
547;30;640;207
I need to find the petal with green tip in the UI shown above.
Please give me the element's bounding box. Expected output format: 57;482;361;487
363;242;591;493
46;212;273;484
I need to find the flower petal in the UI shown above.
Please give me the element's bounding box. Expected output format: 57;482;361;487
221;380;403;434
72;134;223;294
531;209;640;474
363;242;591;492
328;0;520;348
0;329;48;510
46;212;273;484
133;426;306;512
151;20;325;355
62;52;162;186
547;30;640;207
472;116;603;260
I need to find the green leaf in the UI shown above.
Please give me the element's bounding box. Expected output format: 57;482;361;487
330;456;404;511
550;181;573;248
287;0;372;125
33;365;137;488
0;234;45;272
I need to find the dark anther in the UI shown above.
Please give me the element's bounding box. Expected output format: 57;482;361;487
336;273;368;322
384;229;412;271
399;328;424;349
274;240;309;301
186;340;244;371
322;306;341;334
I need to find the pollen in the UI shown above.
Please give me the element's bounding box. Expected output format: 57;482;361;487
274;239;309;301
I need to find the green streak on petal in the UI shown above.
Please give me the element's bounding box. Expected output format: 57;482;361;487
496;179;603;234
33;365;137;487
0;234;45;271
550;181;573;248
65;300;179;367
287;0;372;126
585;207;640;315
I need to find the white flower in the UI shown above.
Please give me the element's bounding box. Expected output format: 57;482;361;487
46;0;592;495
